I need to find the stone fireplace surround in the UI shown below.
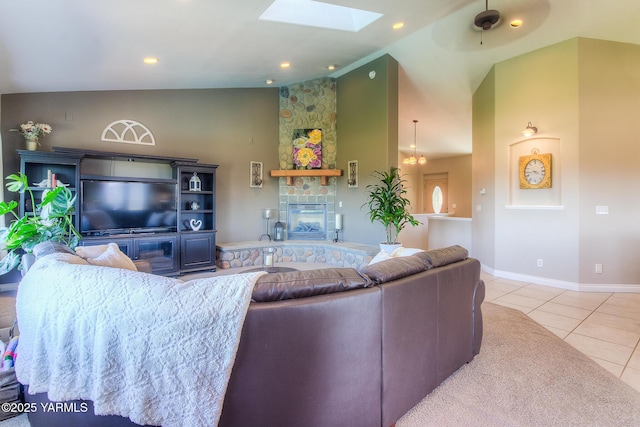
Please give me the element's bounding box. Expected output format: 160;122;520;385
216;240;377;270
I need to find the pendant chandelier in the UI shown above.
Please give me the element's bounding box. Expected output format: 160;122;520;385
403;119;426;165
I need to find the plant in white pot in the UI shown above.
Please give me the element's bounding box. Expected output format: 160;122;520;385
364;166;419;253
0;173;80;275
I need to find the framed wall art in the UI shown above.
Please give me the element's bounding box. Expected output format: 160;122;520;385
250;161;263;188
347;160;358;188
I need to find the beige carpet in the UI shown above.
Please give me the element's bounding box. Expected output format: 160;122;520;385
397;302;640;427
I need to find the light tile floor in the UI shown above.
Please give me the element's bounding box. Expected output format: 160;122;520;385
482;271;640;392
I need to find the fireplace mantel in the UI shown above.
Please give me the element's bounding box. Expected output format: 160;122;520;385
270;169;342;186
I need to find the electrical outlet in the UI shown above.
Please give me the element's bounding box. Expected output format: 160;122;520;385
595;264;603;274
475;204;482;212
537;259;543;267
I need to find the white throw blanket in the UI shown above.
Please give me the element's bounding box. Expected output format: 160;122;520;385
16;254;265;427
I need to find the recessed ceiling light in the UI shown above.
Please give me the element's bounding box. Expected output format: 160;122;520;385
392;22;404;30
327;65;336;71
510;19;523;28
259;0;382;32
143;57;158;64
280;62;290;68
266;79;274;85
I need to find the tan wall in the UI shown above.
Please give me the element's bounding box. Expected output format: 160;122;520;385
473;37;640;287
1;88;280;243
577;38;640;285
336;54;399;246
472;66;496;268
494;38;581;283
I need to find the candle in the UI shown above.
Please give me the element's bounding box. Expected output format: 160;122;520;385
335;213;343;230
264;253;273;267
263;208;272;219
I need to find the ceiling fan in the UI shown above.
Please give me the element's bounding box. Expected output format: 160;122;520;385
474;0;500;31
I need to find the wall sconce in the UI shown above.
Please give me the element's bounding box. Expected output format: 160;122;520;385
403;120;427;165
522;122;538;137
250;161;263;188
347;160;358;187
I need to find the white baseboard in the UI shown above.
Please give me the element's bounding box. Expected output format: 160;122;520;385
481;264;640;293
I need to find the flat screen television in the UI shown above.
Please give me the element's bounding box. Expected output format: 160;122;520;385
81;178;178;235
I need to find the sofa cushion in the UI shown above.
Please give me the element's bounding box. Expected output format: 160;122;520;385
417;245;469;269
360;255;427;284
252;268;372;302
75;243;138;271
368;247;425;265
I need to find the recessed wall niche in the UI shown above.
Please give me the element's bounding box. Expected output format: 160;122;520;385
507;137;562;208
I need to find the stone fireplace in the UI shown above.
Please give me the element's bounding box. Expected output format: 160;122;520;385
287;203;327;240
275;77;338;241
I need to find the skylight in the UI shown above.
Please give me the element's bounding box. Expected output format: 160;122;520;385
259;0;383;32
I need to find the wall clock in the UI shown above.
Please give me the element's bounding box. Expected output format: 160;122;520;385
519;150;552;189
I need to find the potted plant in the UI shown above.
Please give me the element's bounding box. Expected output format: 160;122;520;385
0;172;80;275
364;166;419;253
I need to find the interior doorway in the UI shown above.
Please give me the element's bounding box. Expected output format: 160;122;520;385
423;173;448;214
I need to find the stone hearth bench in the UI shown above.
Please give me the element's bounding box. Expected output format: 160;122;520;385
216;241;379;270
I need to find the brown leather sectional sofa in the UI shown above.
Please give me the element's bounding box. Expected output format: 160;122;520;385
25;245;484;427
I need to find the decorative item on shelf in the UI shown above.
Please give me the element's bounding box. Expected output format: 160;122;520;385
10;121;52;151
402;120;427;166
519;148;552;189
188;219;203;231
348;160;358;188
262;247;276;272
189;172;201;192
522;122;538;137
190;201;200;210
363;167;420;253
333;213;343;242
292;128;322;170
259;208;273;241
34;178;68;188
274;221;284;241
250;161;263;188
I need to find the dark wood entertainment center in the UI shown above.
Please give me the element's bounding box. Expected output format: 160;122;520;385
18;147;218;276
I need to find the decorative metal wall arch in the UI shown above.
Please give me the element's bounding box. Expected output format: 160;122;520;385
101;119;156;146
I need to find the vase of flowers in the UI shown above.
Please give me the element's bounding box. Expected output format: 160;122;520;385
10;121;52;151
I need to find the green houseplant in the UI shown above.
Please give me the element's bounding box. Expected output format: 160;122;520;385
0;172;80;275
364;166;419;250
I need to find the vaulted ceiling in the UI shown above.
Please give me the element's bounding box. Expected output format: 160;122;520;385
1;0;638;158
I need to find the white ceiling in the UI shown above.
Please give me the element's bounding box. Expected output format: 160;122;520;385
1;0;639;158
